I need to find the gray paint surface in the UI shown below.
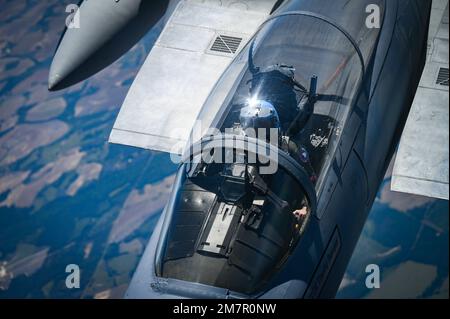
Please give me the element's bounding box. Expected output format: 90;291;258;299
392;0;449;200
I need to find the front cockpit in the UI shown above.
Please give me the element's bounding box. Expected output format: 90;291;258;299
154;6;383;296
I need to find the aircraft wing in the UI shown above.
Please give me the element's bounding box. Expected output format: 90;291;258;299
391;0;449;200
109;0;279;154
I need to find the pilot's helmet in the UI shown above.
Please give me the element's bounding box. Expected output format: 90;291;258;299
239;100;280;139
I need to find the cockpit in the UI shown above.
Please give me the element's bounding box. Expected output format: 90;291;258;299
154;8;383;295
157;140;315;294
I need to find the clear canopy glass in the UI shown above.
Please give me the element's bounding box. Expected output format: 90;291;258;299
196;11;383;192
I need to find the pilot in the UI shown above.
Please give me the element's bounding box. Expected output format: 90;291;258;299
293;206;308;224
239;99;281;144
238;99;317;183
248;63;307;130
292;205;310;235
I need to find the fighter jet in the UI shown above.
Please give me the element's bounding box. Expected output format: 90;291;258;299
49;0;449;298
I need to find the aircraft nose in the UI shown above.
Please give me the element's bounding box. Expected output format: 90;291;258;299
48;37;87;91
47;0;169;91
48;74;58;91
47;0;133;91
48;62;66;91
48;37;85;91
